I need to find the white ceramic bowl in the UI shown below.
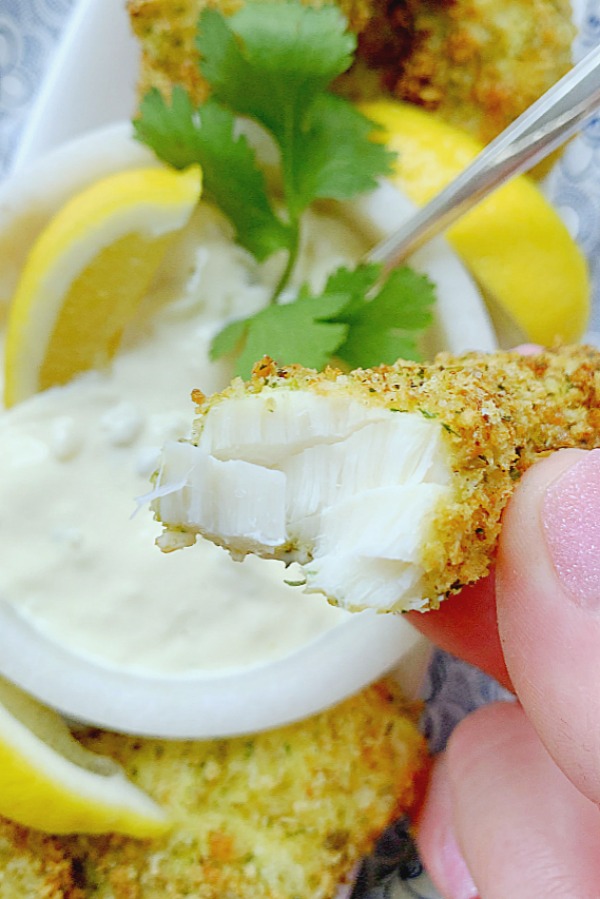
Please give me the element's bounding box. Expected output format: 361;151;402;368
0;124;496;738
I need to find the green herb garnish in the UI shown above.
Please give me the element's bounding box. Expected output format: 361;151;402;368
211;263;435;375
133;0;436;377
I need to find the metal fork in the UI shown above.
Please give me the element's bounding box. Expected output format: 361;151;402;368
367;42;600;271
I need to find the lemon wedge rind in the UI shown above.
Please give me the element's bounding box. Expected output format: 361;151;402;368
0;677;168;836
4;165;202;408
0;122;156;314
361;99;590;346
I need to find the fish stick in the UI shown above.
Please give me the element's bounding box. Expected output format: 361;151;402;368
0;681;426;898
152;346;600;612
348;0;576;146
127;0;575;146
63;680;426;899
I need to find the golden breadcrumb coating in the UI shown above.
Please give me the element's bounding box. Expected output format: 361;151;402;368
0;681;426;899
127;0;575;146
0;817;82;899
351;0;575;145
158;346;600;611
66;681;425;898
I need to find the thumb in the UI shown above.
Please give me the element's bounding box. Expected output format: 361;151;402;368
497;447;600;803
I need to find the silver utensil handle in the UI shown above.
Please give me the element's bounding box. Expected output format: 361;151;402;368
368;42;600;270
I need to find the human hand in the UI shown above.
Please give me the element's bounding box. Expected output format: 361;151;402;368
407;447;600;899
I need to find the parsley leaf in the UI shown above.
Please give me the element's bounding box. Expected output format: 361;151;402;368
133;88;290;260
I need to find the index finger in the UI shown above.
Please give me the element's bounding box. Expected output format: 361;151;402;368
407;573;512;691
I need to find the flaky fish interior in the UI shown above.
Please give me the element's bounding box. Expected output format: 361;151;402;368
152;347;600;612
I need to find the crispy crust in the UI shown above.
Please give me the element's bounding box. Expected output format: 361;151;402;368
66;681;425;898
351;0;575;145
127;0;574;146
189;346;600;609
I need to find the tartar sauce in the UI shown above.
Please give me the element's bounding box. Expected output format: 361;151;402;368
0;203;368;675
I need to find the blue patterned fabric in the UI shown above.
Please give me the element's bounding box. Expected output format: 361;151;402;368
1;2;600;897
0;0;76;167
547;4;600;330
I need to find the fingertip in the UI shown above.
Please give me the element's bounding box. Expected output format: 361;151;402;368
541;448;600;610
497;448;600;802
445;700;521;784
417;754;479;899
512;343;543;356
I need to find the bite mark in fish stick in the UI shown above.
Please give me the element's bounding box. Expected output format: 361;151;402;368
152;347;600;612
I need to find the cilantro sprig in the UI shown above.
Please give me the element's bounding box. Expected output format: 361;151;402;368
211;264;435;376
133;0;436;377
135;89;290;261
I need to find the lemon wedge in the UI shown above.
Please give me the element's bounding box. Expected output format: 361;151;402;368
362;100;590;346
4;165;202;408
0;675;168;835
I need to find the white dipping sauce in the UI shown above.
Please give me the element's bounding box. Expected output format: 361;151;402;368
0;203;368;675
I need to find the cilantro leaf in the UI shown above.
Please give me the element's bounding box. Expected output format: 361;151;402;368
133;0;433;367
211;291;352;377
289;94;395;212
316;263;381;318
336;323;424;369
341;267;436;330
133;87;207;170
196;3;355;143
209;318;248;360
133;87;290;260
210;263;436;376
332;266;436;368
134;1;399;298
196;2;392;217
233;305;348;378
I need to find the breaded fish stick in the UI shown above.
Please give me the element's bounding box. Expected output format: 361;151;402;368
66;680;426;899
152;347;600;613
